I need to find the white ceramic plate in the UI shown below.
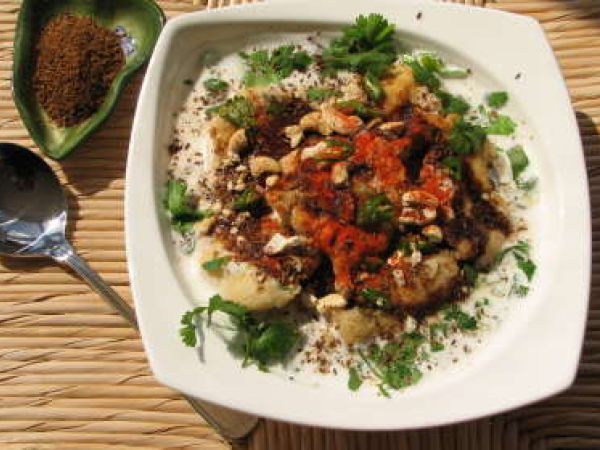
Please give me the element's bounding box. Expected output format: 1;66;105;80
126;0;590;430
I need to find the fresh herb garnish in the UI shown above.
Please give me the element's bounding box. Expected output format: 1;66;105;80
348;367;363;391
449;119;487;155
404;58;441;91
507;145;529;180
306;87;341;102
496;240;536;281
314;139;355;161
334;100;381;119
179;295;299;369
322;14;398;78
516;178;537;192
363;72;384;102
240;45;312;87
462;264;478;286
443;304;478;331
359;332;427;393
165;180;211;233
360;288;390;308
442;156;463;180
208;95;256;128
485;114;517;135
202;256;230;272
437;90;470;115
487;91;509;109
356;193;394;227
233;187;262;212
203;77;229;93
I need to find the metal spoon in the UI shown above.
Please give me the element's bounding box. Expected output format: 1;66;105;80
0;143;259;447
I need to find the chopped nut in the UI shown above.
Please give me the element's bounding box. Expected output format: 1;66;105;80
249;156;281;177
331;161;349;186
301;141;329;160
263;233;306;255
300;111;332;135
265;175;280;187
378;121;405;132
284;125;304;148
398;190;439;225
313;293;347;313
279;150;300;175
226;128;247;154
423;224;443;242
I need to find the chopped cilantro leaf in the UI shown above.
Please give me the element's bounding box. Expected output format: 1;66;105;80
516;257;536;281
203;78;229;93
306;87;341;102
431;341;444;352
322;14;398;78
496;240;536;282
179;295;299;369
442;156;463;180
360;288;390;308
512;283;529;297
208;95;256;128
202;256;230;272
348;367;363;391
462;264;478;286
439;66;470;78
486;114;517;135
240;45;312;87
233;187;262;212
165;180;211;233
363;72;385;102
356;193;394;227
507;145;529;180
443;304;478;331
449;119;487;155
404;58;441;91
487;91;509;109
334;100;381;119
437;91;470;115
179;306;207;347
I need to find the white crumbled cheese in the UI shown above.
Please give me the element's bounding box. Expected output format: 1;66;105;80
263;233;306;255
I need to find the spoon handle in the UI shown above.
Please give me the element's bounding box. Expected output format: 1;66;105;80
50;243;259;445
59;249;139;327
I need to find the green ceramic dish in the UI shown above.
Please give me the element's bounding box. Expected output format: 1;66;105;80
13;0;165;160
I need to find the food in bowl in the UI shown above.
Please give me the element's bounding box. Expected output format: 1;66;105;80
166;14;536;395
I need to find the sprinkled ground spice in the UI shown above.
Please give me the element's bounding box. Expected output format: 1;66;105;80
32;14;125;127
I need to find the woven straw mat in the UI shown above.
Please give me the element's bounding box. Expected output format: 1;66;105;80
0;0;599;449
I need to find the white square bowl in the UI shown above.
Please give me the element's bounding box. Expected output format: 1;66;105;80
125;0;590;430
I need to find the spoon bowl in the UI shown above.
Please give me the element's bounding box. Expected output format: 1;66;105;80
0;143;67;257
0;143;258;443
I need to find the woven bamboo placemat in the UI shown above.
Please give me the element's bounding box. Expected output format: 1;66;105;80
0;0;598;448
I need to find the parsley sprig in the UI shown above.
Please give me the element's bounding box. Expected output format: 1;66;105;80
322;14;398;78
355;332;427;396
207;95;256;128
180;295;300;370
496;241;536;281
240;45;312;87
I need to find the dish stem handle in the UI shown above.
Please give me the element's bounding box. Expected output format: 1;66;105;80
48;241;260;445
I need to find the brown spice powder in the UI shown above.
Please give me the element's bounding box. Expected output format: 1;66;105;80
32;14;125;127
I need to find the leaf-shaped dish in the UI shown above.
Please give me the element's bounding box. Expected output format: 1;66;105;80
13;0;165;159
